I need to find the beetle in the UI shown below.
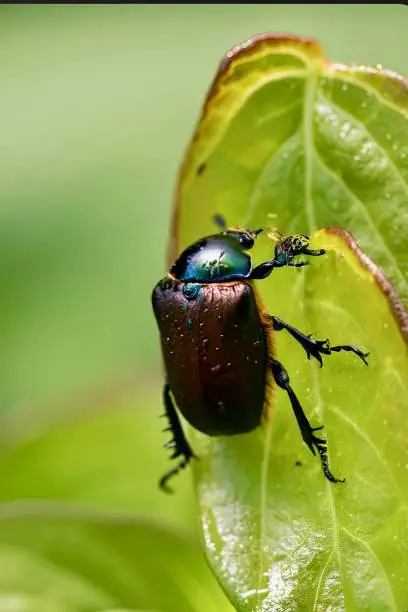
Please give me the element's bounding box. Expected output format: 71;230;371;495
152;215;369;492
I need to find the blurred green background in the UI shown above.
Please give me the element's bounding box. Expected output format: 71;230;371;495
0;4;406;610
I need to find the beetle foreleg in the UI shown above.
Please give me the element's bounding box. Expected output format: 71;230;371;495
287;260;309;268
270;358;344;484
250;260;276;279
269;315;369;367
249;247;321;278
159;382;196;493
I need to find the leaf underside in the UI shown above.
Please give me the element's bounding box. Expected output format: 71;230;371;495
173;34;408;611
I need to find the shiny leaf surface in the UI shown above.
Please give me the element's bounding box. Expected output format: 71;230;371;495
174;34;408;306
174;35;408;610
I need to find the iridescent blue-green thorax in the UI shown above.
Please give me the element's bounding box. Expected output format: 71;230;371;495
170;234;252;282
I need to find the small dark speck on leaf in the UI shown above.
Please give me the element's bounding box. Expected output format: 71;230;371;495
295;460;302;467
197;162;207;176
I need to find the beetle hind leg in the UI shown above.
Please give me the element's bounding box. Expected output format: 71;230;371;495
270;358;344;484
159;382;196;493
269;315;369;367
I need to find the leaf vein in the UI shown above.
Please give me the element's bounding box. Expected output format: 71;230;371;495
321;94;408;201
313;148;408;294
304;71;317;230
340;525;398;612
244;129;300;226
312;551;334;612
329;72;408;116
327;403;408;514
302;272;346;604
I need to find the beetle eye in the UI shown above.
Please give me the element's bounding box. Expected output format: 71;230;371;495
239;234;255;248
240;228;262;248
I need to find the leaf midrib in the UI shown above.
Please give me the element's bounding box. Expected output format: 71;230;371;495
303;66;346;608
304;69;317;231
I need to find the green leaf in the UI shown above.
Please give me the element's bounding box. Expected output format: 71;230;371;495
174;33;408;307
0;508;227;612
0;389;195;531
173;35;408;610
0;391;233;612
193;229;408;610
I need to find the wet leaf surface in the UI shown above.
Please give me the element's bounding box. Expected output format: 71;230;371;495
174;35;408;611
174;34;408;306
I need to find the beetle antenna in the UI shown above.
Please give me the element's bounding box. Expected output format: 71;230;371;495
213;213;227;231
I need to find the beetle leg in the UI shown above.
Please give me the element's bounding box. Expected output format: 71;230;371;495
287;260;309;268
159;382;196;493
270;358;344;484
251;232;328;278
249;255;314;278
250;260;276;279
269;315;369;367
302;247;326;257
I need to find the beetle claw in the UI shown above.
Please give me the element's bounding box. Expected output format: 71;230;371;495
164;440;177;449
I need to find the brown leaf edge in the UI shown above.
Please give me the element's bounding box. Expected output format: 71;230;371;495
169;33;323;265
326;227;408;346
168;32;408;347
